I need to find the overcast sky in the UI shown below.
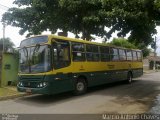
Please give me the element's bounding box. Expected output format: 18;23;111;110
0;0;160;55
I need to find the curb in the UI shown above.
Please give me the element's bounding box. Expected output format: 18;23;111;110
0;93;27;101
143;70;159;74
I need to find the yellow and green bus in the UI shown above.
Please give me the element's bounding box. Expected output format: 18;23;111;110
17;35;143;95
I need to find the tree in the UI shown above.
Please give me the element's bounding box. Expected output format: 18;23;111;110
109;38;137;49
2;0;104;40
109;38;151;57
2;0;160;45
0;38;15;52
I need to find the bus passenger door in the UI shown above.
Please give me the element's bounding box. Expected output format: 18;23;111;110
51;39;73;93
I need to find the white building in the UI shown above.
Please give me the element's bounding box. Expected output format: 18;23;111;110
143;52;160;70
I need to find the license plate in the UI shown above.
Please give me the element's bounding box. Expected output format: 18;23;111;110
26;88;31;93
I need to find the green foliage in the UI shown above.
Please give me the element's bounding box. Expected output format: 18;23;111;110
0;38;15;51
151;41;156;49
2;0;160;45
109;38;137;49
142;47;152;57
109;38;151;57
136;42;152;57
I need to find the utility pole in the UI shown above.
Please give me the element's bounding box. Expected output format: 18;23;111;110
153;36;157;71
2;22;6;53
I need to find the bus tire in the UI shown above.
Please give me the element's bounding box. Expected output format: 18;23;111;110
74;78;87;95
127;72;132;84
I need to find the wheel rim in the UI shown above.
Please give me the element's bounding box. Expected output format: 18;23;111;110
77;82;84;91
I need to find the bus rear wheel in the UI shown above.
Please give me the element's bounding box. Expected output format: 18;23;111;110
74;78;87;95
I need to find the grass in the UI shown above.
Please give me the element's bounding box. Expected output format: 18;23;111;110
0;87;19;97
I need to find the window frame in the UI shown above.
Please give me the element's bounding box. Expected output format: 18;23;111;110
137;51;142;61
126;50;133;61
132;51;138;61
119;49;127;61
71;42;86;62
52;39;71;69
100;46;110;61
110;47;120;61
86;44;100;61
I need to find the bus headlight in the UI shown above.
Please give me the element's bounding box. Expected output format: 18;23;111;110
40;83;43;87
37;82;47;88
43;82;47;86
18;82;23;87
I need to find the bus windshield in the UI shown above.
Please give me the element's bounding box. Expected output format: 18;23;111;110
20;36;48;47
19;45;51;73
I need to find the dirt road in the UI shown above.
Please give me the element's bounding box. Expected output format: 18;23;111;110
0;72;160;114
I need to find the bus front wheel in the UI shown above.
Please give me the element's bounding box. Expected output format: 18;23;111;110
74;78;87;95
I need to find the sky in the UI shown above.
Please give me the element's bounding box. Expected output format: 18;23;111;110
0;0;160;55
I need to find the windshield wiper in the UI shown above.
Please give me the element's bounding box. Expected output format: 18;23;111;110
33;44;40;56
22;47;28;58
22;47;31;73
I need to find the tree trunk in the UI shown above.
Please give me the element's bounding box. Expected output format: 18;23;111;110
82;29;91;41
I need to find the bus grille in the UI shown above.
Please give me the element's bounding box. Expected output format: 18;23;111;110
19;75;44;88
23;81;38;88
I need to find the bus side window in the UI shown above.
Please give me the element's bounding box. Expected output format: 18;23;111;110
72;42;85;61
110;48;119;61
119;49;126;61
132;51;138;61
86;44;93;61
86;44;99;61
137;51;142;61
92;45;100;61
100;46;110;61
52;40;71;69
126;50;132;61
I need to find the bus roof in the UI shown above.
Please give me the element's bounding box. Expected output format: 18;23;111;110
20;34;141;51
49;35;141;51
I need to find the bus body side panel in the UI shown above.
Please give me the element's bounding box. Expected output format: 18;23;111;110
108;62;129;81
17;60;143;95
45;74;75;94
17;74;75;95
132;61;143;78
72;62;113;87
83;71;112;87
72;61;130;87
132;68;143;78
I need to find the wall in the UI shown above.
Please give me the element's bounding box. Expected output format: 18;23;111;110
1;53;19;87
143;58;149;70
0;54;2;86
